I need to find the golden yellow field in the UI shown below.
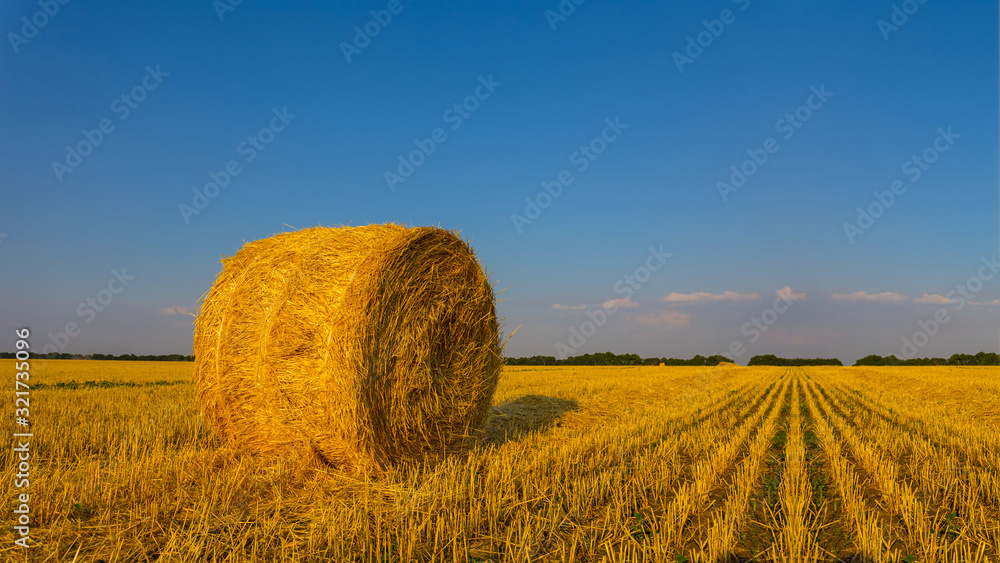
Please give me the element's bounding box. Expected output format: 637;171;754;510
2;360;998;562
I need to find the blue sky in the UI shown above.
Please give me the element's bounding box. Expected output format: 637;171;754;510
1;0;996;365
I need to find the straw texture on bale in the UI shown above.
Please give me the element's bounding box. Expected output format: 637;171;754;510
193;224;503;472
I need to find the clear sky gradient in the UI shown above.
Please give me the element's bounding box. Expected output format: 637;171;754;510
1;0;997;365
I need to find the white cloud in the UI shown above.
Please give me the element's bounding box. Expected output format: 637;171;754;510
552;304;586;310
969;299;1000;306
914;294;952;305
160;305;194;316
633;310;690;328
661;291;759;304
602;298;639;309
776;286;806;301
829;291;907;303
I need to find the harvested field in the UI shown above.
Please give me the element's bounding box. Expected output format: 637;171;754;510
2;360;998;562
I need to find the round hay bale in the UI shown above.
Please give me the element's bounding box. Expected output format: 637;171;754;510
192;224;503;473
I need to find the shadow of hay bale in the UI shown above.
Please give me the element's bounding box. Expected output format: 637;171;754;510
478;395;578;446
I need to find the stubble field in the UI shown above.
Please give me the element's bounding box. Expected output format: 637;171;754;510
2;360;998;562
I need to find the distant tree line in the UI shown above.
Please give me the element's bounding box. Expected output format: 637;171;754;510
853;352;998;366
5;350;993;366
0;352;194;361
747;355;843;366
505;352;733;366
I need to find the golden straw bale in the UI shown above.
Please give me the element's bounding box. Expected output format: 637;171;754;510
192;224;503;473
